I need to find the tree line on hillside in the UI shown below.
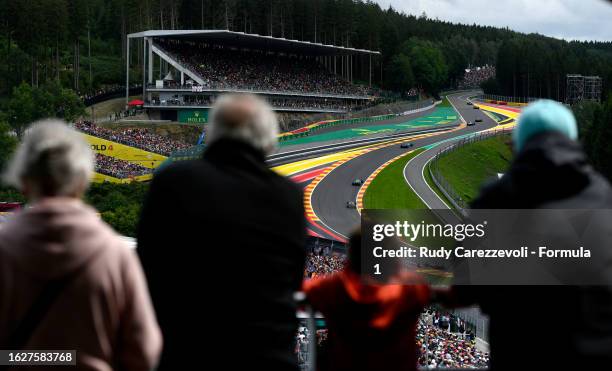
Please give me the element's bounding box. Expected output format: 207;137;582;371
483;36;612;102
1;0;612;238
574;97;612;181
2;0;610;100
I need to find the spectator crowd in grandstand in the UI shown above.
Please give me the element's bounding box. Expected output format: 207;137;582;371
155;39;371;97
95;153;151;179
417;310;488;368
458;65;496;89
149;94;356;111
75;121;191;156
303;238;347;278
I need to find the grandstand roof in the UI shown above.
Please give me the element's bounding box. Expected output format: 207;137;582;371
127;30;380;56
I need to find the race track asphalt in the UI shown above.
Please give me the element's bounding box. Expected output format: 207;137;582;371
310;91;498;239
402;92;500;210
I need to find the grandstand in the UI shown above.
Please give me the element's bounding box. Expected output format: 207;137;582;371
126;30;381;122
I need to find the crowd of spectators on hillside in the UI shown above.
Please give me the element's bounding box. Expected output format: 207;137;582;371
417;310;489;369
458;65;496;89
80;85;124;101
80;84;142;106
304;252;346;278
75;121;191;156
155;39;371;97
95;154;152;179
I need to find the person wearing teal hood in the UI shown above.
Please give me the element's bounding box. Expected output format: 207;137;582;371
513;99;579;153
451;99;612;371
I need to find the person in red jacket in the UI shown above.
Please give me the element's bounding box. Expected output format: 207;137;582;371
303;230;430;371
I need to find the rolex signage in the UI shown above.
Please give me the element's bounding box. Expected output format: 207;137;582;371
178;109;209;124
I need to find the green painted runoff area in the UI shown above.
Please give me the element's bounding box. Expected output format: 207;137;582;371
280;107;458;146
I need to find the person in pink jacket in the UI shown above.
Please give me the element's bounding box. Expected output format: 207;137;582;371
0;120;162;371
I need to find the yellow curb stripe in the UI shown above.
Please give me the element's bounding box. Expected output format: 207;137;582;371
305;125;465;225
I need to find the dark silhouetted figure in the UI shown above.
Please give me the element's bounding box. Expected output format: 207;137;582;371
456;100;612;370
304;230;429;371
138;95;306;370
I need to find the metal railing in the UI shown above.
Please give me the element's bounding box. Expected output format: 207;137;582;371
451;306;490;343
429;128;513;213
295;300;489;370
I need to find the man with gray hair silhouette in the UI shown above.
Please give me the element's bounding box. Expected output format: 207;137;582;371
138;94;306;370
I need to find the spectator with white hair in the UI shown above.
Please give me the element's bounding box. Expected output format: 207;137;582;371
0;120;162;371
138;94;306;370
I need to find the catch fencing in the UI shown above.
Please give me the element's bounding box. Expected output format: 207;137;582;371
429;128;513;213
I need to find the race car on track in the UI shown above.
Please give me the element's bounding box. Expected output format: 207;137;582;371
400;142;414;149
473;105;479;109
475;118;483;123
352;179;364;186
467;121;476;126
467;101;473;105
346;201;357;209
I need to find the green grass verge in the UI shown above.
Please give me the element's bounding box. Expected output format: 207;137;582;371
435;134;513;204
363;149;427;209
438;96;452;107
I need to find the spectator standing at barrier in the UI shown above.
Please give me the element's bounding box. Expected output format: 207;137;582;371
303;230;430;371
138;94;306;370
0;120;162;371
448;100;612;370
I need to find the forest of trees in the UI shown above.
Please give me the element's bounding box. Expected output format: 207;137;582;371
484;36;612;101
1;0;611;101
0;0;611;235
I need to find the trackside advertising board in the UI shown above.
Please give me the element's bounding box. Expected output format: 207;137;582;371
178;109;209;124
92;172;153;184
82;133;167;169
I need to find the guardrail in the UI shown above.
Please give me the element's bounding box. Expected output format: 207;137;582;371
428;128;513;213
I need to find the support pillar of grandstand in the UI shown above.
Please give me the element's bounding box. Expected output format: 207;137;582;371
148;38;153;85
369;54;372;87
142;37;147;101
125;37;130;108
334;56;337;74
